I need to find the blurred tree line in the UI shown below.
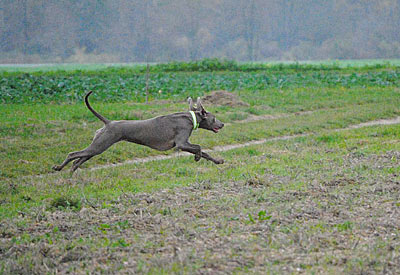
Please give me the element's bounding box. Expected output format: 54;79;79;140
1;0;400;63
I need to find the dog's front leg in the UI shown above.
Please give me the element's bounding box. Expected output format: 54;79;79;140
175;133;223;164
199;151;224;164
176;141;202;161
176;141;224;164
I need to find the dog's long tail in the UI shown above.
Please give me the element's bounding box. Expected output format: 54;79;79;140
85;91;110;124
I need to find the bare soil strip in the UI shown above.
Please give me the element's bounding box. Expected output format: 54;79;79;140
346;116;400;129
91;116;400;172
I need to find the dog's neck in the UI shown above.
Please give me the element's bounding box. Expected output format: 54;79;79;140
189;111;200;130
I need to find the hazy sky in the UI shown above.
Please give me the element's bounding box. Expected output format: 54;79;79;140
1;0;400;63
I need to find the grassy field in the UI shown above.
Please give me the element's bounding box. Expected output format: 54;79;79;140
1;61;400;273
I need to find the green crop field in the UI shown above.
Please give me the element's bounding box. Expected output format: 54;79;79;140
1;60;400;273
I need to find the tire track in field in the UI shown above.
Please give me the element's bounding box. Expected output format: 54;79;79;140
90;116;400;172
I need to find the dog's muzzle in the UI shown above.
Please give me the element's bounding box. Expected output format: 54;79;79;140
213;123;224;133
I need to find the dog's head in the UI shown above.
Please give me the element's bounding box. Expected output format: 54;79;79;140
188;97;224;133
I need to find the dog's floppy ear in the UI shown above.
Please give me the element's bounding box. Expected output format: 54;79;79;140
196;97;207;116
188;97;196;111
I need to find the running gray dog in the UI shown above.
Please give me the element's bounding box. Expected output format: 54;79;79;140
53;91;224;172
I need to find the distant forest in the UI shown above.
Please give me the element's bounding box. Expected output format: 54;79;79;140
1;0;400;63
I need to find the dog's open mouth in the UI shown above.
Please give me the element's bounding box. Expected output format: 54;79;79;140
213;127;221;133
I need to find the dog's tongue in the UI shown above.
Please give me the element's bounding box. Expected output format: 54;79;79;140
214;128;219;133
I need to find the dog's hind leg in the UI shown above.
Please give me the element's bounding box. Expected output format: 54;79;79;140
53;127;120;172
71;156;92;172
68;137;117;172
52;150;87;171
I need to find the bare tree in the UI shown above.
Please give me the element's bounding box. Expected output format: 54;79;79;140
241;0;259;61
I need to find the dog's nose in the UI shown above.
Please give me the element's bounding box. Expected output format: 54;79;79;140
221;123;224;128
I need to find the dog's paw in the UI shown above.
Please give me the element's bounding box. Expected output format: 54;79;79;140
195;153;201;162
215;159;224;164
